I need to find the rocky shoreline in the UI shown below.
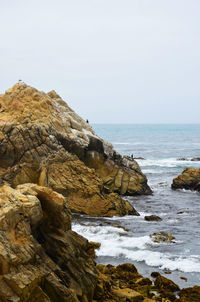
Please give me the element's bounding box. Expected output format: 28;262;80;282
0;83;199;301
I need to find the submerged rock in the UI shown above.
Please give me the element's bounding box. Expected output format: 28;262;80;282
150;232;175;243
144;215;162;222
172;168;200;192
0;83;152;216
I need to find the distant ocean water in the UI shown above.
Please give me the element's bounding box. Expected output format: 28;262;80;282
73;124;200;287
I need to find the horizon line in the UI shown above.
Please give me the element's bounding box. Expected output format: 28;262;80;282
91;123;200;125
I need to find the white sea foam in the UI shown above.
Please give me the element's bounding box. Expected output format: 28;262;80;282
73;223;200;273
113;142;141;145
138;158;200;168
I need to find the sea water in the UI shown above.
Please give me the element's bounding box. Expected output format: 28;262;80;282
72;124;200;287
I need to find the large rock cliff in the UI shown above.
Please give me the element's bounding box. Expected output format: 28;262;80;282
0;83;151;217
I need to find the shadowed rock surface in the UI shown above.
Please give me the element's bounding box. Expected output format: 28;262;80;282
172;168;200;192
0;83;151;217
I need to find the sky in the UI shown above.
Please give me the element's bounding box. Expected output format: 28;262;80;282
0;0;200;123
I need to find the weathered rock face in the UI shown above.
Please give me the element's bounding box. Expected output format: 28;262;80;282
0;183;97;302
0;83;151;216
177;285;200;302
172;168;200;192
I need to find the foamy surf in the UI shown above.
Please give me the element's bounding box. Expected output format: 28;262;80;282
72;223;200;273
138;158;200;168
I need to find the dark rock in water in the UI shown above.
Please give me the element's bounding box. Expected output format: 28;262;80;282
112;224;130;232
180;276;188;282
191;157;200;161
178;285;200;301
151;272;161;278
150;232;175;243
144;215;162;221
172;168;200;192
158;181;168;187
177;158;189;161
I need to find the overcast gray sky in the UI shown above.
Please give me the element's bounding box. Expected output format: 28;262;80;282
0;0;200;123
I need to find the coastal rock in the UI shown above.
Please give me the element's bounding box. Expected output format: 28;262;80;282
0;183;97;301
191;157;200;161
112;288;144;301
154;275;179;301
0;83;151;216
150;232;175;243
177;285;200;301
144;215;162;222
171;168;200;192
0;183;197;301
154;275;180;292
95;263;154;301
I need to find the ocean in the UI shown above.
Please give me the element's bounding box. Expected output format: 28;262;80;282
72;124;200;288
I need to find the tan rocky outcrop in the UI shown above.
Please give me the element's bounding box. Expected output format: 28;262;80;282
0;83;151;216
171;168;200;192
0;183;98;302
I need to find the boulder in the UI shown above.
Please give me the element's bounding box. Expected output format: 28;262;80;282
154;275;180;292
154;275;179;301
0;83;152;216
150;232;175;243
172;168;200;192
144;215;162;222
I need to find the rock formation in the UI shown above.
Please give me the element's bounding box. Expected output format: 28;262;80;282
0;83;199;301
0;182;198;302
0;83;151;216
0;183;97;301
172;168;200;192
